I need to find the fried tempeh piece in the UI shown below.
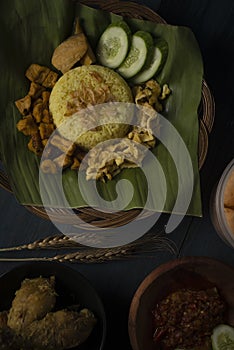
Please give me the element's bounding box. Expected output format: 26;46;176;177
22;309;96;350
74;18;96;66
7;276;56;333
16;115;38;136
15;95;31;116
52;33;88;73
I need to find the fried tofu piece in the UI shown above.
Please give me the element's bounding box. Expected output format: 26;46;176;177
15;95;31;116
28;82;45;99
25;64;51;85
22;309;96;350
16;115;38;136
39;123;55;140
27;133;44;155
7;277;56;333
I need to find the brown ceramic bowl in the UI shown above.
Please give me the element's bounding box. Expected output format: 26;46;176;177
128;257;234;350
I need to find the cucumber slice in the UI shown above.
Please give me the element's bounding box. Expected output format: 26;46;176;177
211;324;234;350
117;31;154;79
131;38;168;84
96;21;131;69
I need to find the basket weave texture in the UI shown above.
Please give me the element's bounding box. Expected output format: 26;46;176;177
0;0;215;226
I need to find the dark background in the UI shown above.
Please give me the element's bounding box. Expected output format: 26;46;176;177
0;0;234;349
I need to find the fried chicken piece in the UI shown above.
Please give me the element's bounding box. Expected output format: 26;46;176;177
53;154;72;169
42;70;58;88
22;309;96;350
28;82;45;99
41;91;51;104
40;159;58;174
15;95;31;116
71;156;80;170
49;134;76;156
25;64;51;85
39;123;55;140
32;97;43;107
42;109;53;123
32;102;44;123
7;277;56;333
16;115;38;136
133;79;164;112
28;133;44;155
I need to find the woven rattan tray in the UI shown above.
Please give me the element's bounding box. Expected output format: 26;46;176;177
0;0;215;226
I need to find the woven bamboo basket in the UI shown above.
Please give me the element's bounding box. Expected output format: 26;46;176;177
0;0;215;227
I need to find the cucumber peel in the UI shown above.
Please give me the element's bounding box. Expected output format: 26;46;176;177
131;38;168;84
117;30;154;79
211;324;234;350
96;21;131;69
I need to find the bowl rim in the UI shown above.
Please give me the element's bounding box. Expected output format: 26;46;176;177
128;256;234;350
0;261;107;350
214;158;234;246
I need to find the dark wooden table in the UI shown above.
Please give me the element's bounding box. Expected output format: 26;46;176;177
0;0;234;349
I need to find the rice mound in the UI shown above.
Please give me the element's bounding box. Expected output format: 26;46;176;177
49;65;133;150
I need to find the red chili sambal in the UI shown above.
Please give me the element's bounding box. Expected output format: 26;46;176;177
152;287;226;350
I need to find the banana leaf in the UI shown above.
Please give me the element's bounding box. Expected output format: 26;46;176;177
0;1;203;216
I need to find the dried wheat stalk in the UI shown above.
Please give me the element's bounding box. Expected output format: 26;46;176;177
0;232;177;263
0;234;81;251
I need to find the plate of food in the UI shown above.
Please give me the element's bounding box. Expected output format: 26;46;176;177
0;261;106;350
128;257;234;350
0;0;214;226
